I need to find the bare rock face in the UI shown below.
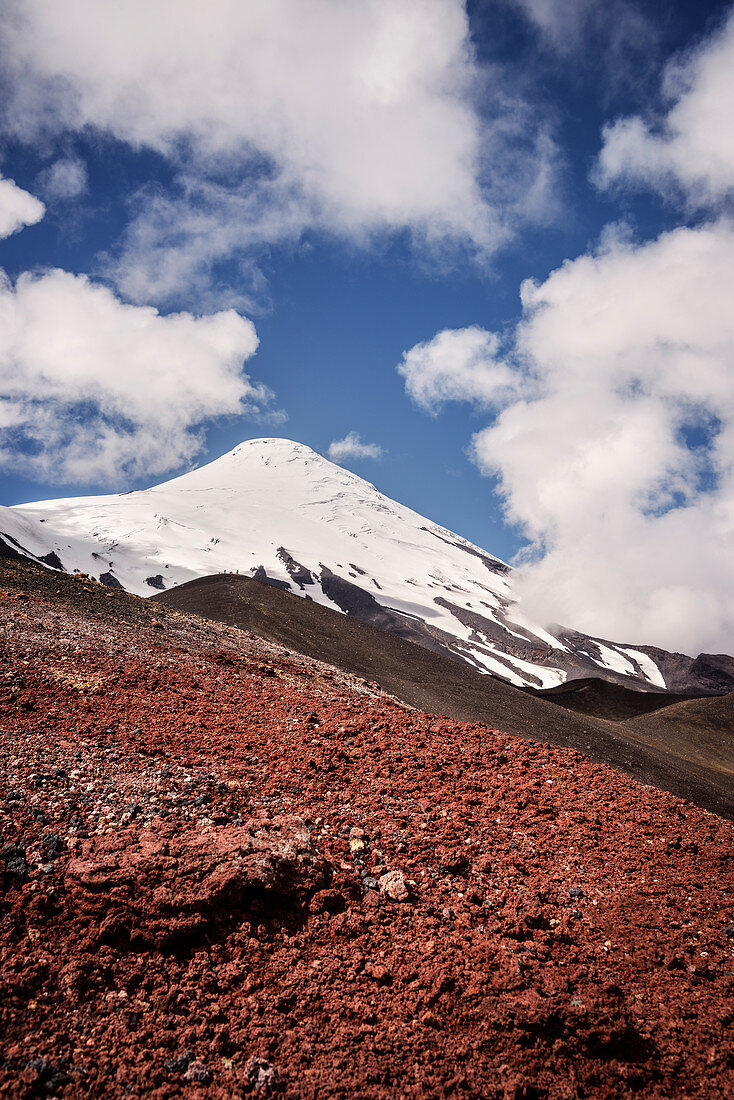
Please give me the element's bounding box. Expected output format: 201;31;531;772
66;816;328;946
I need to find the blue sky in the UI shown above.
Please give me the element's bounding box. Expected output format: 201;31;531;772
0;0;733;652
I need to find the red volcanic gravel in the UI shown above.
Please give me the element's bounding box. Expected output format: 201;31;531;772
1;578;734;1098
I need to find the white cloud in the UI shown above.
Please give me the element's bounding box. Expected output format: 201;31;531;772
37;156;87;201
0;174;44;238
398;326;518;414
398;7;734;656
400;219;734;655
1;0;558;302
104;175;313;311
596;9;734;205
0;268;275;484
328;431;384;462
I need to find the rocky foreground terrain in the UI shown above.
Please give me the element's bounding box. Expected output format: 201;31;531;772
1;559;733;1098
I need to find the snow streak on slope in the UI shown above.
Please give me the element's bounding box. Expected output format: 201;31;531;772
0;438;685;690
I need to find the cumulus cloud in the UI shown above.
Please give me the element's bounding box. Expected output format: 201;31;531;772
399;219;734;655
0;268;275;484
328;431;384;463
0;0;558;303
596;9;734;205
37;156;87;201
398;5;734;657
0;174;44;238
398;326;518;414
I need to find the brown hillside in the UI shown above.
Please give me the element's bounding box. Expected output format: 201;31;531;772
0;555;733;1098
153;573;734;819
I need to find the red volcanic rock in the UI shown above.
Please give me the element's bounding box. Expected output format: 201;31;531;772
66;817;328;947
0;569;733;1098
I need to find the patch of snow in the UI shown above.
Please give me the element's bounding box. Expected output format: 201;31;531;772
619;647;666;689
589;642;637;677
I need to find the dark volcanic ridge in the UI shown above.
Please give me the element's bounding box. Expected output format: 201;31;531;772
152;572;734;821
1;555;733;1099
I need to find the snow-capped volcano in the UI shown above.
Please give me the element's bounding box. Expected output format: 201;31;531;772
1;438;729;692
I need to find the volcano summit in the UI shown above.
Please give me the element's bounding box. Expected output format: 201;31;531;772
1;439;732;695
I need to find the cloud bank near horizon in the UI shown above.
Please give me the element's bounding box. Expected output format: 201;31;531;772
400;219;734;655
398;7;734;656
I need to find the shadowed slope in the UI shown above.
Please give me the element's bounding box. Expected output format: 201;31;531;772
528;677;697;721
531;681;734;774
154;573;734;819
618;693;734;777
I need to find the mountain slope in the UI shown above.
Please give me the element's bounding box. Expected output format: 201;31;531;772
2;554;734;1098
152;571;734;819
2;437;732;693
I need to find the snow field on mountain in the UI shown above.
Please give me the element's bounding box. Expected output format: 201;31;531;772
3;438;669;690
